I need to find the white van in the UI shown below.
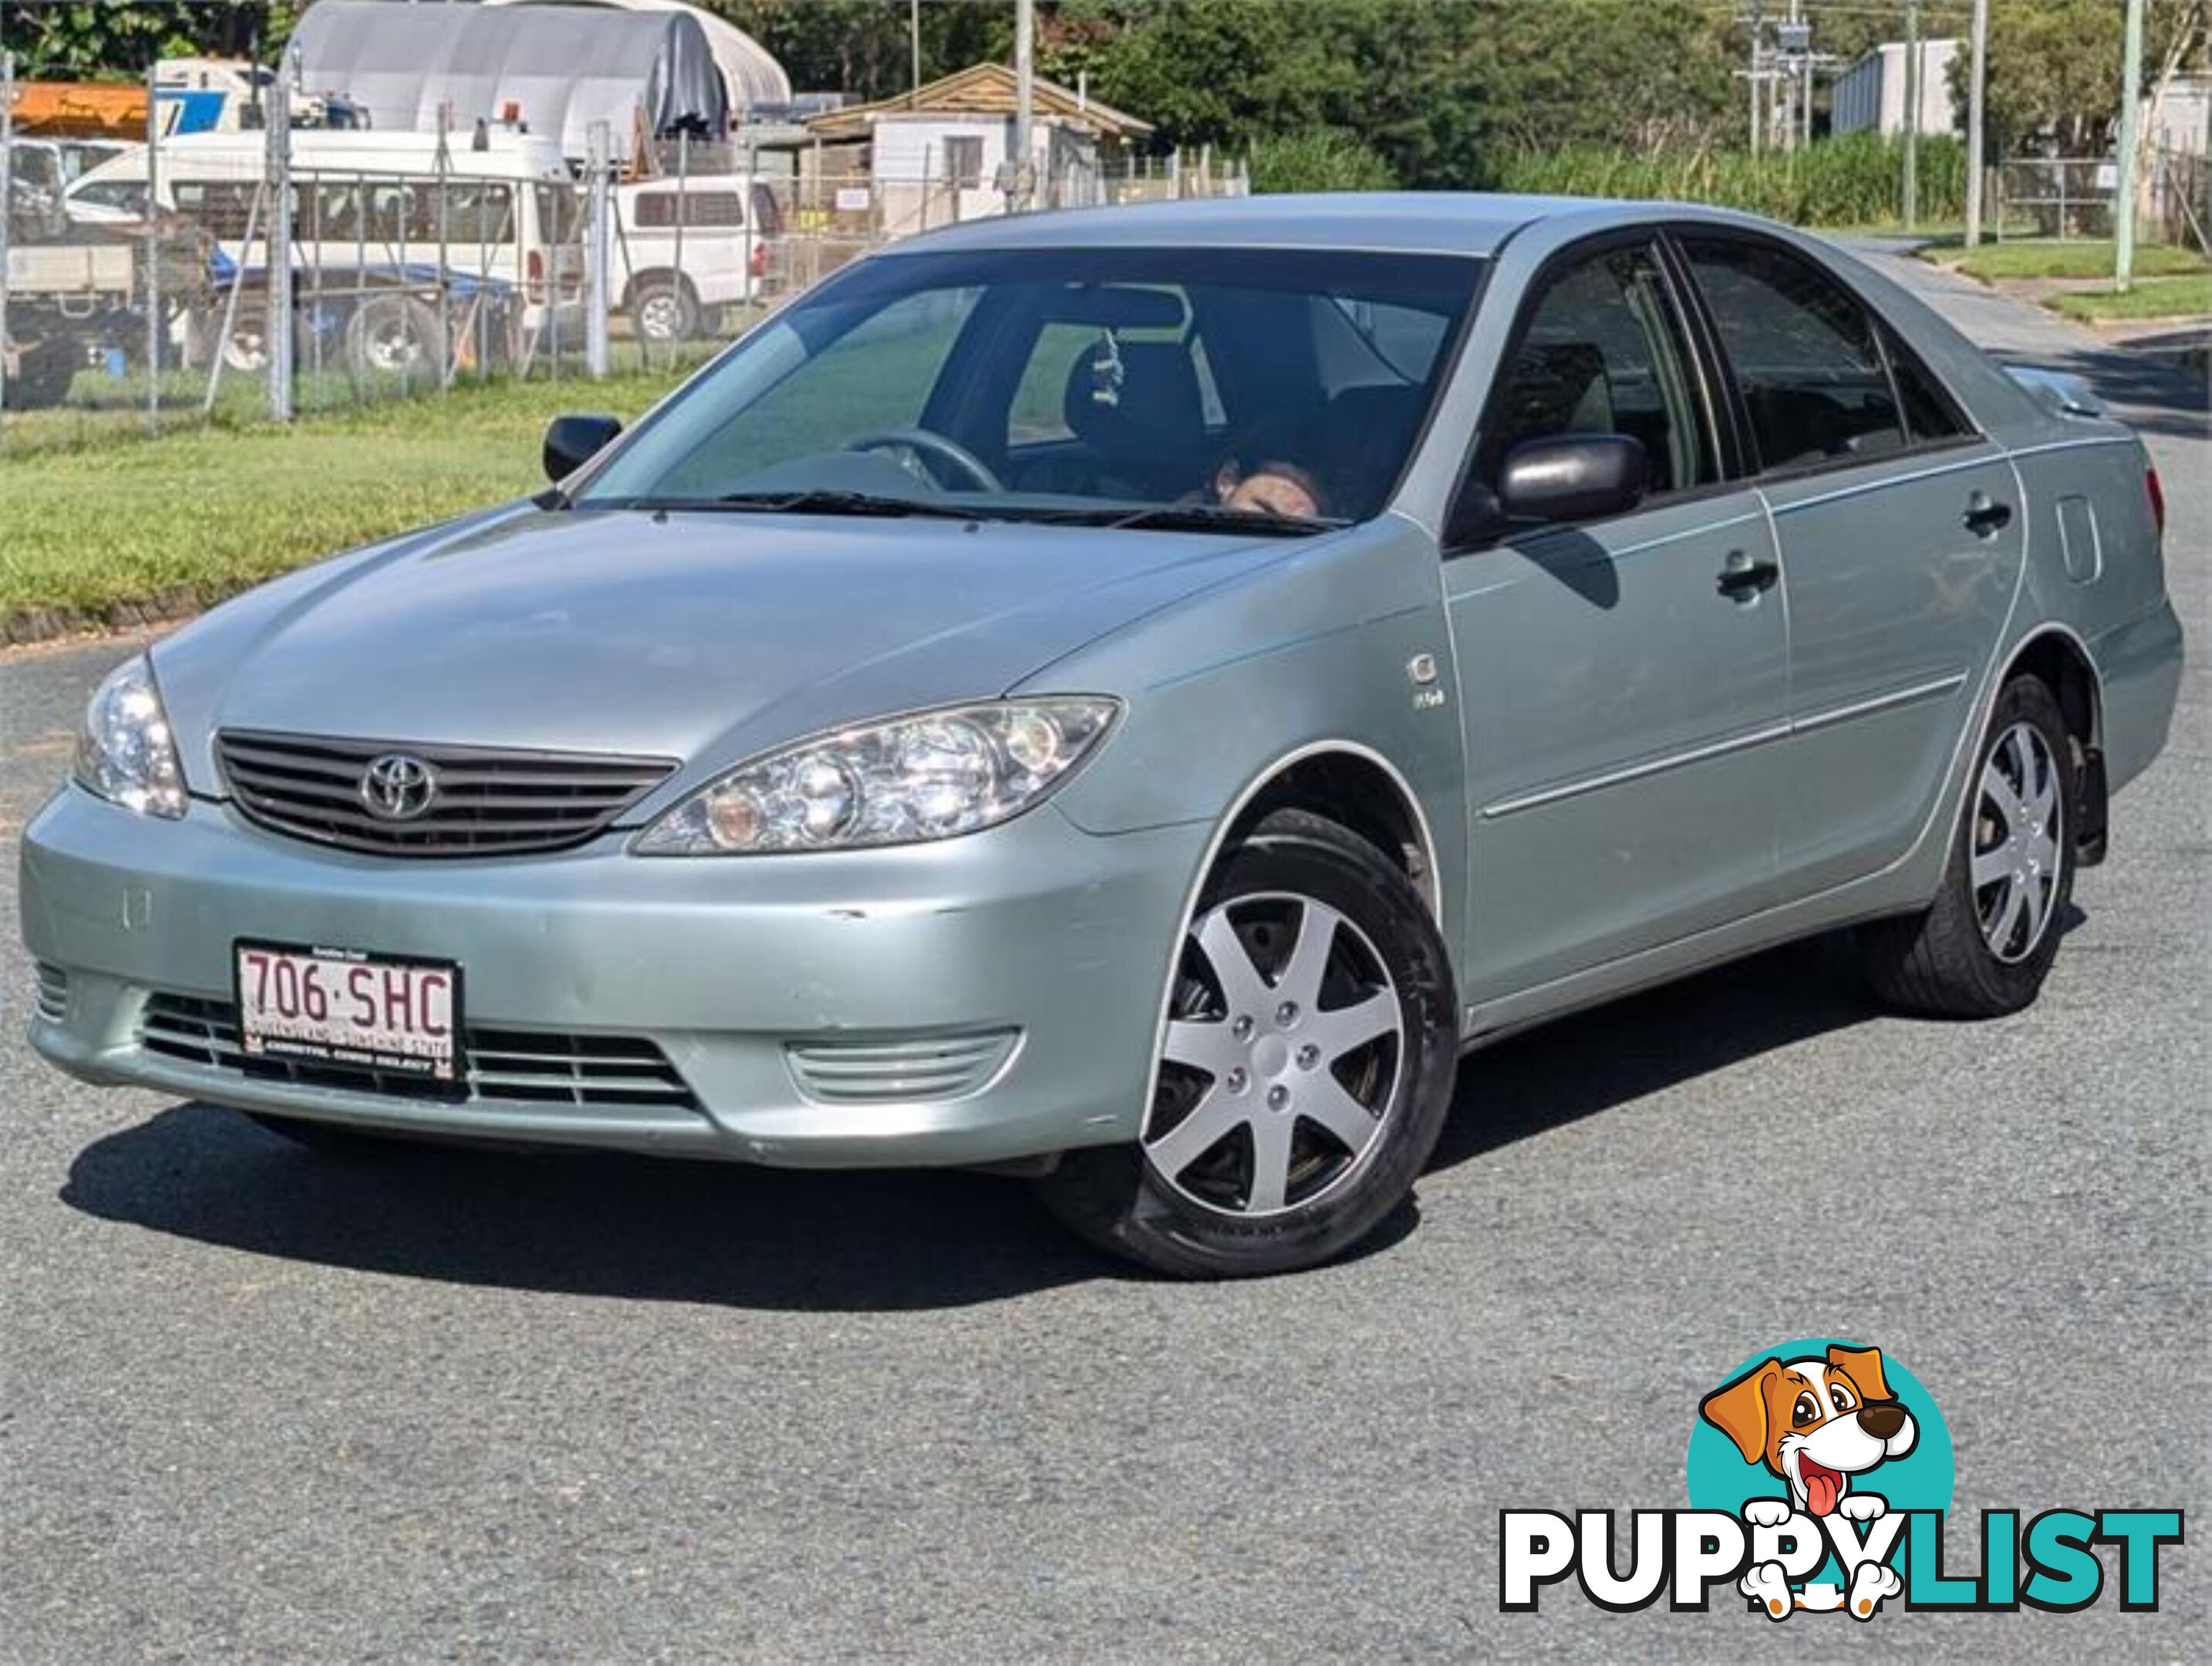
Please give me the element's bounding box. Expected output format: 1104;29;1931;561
65;130;583;373
612;173;782;341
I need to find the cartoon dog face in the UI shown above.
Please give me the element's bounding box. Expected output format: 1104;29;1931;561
1700;1344;1917;1517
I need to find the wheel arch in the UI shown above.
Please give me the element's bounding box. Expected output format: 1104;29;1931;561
1220;743;1442;923
622;266;699;310
2003;623;2102;754
2001;622;2108;862
1136;739;1446;1148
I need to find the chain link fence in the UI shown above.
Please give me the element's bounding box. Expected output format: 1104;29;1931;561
4;58;1246;453
1997;150;2210;251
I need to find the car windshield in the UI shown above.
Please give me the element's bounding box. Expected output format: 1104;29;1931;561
578;245;1482;529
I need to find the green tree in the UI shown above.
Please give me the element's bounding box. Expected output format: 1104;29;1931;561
2;1;274;79
710;0;1010;103
1949;0;2207;155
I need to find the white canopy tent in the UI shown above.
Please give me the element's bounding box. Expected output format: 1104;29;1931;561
483;0;790;116
288;1;760;162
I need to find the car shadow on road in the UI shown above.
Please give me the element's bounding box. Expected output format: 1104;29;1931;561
59;928;2010;1310
1426;936;1877;1172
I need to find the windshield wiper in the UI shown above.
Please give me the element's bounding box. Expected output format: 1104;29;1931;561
1094;502;1344;537
712;490;987;520
602;490;989;521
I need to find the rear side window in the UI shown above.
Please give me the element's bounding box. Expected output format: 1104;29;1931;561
1681;237;1905;470
1883;327;1971;443
1478;241;1716;497
633;190;747;230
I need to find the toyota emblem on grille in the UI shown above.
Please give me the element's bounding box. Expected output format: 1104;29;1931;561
359;754;438;821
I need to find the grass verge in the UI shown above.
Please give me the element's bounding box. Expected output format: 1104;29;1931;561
1924;237;2209;282
0;367;693;633
2048;274;2212;322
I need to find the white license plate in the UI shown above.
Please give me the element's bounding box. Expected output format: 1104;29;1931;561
234;942;464;1091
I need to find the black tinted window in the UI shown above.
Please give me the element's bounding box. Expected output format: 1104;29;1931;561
634;190;747;230
1884;329;1969;443
1480;241;1714;497
1682;238;1905;470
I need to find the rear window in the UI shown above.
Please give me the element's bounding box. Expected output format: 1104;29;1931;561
633;190;748;230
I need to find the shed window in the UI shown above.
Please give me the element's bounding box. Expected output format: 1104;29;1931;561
942;136;983;191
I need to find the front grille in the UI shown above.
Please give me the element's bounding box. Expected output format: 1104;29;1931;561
786;1030;1020;1104
34;963;70;1023
139;993;698;1110
215;730;676;858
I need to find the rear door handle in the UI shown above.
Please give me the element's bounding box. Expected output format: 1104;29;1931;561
1716;549;1780;598
1964;492;2014;536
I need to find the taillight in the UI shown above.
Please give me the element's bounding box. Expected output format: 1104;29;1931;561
525;248;545;303
2146;466;2166;539
750;240;767;279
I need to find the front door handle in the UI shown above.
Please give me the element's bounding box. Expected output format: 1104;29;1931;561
1964;491;2014;537
1716;549;1780;598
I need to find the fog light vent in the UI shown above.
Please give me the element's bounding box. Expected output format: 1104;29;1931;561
34;963;69;1023
785;1030;1020;1105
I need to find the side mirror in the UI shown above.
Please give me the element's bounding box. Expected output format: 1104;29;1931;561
542;413;623;484
1497;433;1647;525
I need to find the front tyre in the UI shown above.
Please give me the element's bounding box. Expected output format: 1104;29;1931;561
1037;809;1458;1277
1858;674;2079;1017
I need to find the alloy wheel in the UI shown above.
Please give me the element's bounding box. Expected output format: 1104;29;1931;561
1145;892;1404;1217
1972;720;2064;963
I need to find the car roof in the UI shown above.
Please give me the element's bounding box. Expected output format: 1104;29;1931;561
879;191;1707;258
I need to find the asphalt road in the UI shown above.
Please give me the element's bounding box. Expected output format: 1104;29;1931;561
2;255;2204;1661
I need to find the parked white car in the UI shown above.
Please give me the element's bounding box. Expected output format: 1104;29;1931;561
64;130;585;373
612;173;781;341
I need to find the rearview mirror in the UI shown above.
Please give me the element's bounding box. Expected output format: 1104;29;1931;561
1497;433;1647;525
542;413;624;484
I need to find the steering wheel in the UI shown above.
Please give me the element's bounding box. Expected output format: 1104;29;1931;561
845;427;1005;494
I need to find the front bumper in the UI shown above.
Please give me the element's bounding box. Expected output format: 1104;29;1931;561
20;787;1205;1167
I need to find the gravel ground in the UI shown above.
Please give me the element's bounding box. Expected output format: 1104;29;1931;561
2;248;2204;1661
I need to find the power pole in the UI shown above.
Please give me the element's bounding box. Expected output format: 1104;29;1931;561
1788;0;1802;152
2114;0;2146;290
1747;4;1763;153
1;51;14;421
1902;0;1920;231
909;0;921;107
266;54;294;422
1965;0;1990;245
1007;0;1034;211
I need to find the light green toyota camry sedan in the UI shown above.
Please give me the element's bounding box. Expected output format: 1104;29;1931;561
21;194;2183;1276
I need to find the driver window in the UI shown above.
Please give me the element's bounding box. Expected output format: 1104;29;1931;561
1476;242;1715;499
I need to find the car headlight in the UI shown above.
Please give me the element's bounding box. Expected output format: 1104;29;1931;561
73;655;187;819
634;698;1119;855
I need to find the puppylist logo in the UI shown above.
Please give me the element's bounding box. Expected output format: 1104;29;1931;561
1501;1338;2183;1622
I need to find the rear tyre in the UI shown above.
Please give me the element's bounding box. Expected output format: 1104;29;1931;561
345;295;443;389
1036;809;1458;1277
1858;674;2078;1017
631;278;700;344
219;300;299;376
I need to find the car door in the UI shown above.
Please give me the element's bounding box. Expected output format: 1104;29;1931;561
1674;232;2027;895
1442;234;1790;1004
